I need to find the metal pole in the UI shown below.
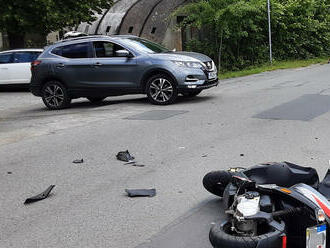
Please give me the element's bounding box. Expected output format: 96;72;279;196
267;0;273;64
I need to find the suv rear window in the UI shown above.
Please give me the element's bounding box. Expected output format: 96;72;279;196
13;52;41;63
52;43;90;58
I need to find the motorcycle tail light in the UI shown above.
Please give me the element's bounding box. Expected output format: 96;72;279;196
317;209;326;222
282;235;287;248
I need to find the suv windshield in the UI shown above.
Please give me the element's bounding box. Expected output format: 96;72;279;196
124;38;169;54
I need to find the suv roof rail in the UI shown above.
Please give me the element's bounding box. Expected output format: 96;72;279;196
55;34;141;45
55;35;110;44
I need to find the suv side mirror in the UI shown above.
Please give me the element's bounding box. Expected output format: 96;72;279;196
116;50;131;58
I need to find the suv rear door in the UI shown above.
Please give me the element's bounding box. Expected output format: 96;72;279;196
89;41;138;89
51;42;94;88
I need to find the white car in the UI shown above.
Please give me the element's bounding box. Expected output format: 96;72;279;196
0;49;43;86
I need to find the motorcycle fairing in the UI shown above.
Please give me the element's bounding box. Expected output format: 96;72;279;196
319;169;330;200
294;183;330;218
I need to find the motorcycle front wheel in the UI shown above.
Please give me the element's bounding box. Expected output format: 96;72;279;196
209;221;284;248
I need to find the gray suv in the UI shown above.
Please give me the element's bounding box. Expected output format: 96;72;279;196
30;35;218;110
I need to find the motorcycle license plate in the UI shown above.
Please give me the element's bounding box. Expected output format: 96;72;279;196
208;71;217;80
306;224;326;248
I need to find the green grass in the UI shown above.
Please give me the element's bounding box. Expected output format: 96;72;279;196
219;57;329;80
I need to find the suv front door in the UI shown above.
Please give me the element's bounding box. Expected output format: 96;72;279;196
90;41;138;89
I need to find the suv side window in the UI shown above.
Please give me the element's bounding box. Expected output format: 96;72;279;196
93;41;125;58
13;52;41;63
0;53;13;64
52;47;62;56
53;42;90;59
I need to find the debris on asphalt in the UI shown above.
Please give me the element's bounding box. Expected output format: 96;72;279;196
24;185;55;204
7;171;12;174
240;154;245;157
202;154;208;158
116;150;135;162
124;161;145;167
73;159;84;164
179;147;186;149
315;137;319;140
132;163;145;167
125;188;156;197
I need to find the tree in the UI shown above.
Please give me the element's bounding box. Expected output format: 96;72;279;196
175;0;330;71
0;0;113;48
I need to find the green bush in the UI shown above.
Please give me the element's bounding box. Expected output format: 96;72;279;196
175;0;330;71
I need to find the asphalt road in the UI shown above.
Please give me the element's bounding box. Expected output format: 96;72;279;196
0;63;330;248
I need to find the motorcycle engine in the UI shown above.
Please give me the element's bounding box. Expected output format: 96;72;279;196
233;191;260;235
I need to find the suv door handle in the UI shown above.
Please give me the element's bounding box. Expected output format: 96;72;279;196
93;62;103;67
56;63;65;68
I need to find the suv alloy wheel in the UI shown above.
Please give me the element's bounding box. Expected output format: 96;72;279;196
42;81;71;110
146;74;178;105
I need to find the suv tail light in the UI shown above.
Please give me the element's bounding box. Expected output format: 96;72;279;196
31;60;42;71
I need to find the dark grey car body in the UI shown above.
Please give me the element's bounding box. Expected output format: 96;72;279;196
30;35;218;104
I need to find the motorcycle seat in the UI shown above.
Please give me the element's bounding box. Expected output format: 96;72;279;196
243;162;319;188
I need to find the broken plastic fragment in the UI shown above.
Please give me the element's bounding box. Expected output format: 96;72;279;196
24;185;55;204
125;188;156;197
73;159;84;164
116;150;135;162
124;161;145;167
131;163;145;167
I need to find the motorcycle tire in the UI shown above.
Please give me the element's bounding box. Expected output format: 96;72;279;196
210;221;283;248
203;170;232;197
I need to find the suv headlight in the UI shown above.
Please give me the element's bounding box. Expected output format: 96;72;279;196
172;61;202;68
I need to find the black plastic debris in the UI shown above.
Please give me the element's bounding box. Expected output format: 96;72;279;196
125;161;145;167
117;150;135;162
125;188;156;197
24;185;55;204
131;163;145;167
73;159;84;164
202;154;208;158
7;171;12;174
240;154;245;157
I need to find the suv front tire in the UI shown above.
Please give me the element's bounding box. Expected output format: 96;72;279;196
146;74;178;105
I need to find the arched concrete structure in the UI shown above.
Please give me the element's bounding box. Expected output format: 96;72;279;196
96;0;140;35
118;0;161;37
76;0;191;50
140;0;188;44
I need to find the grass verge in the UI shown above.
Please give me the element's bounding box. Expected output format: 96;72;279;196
219;57;329;80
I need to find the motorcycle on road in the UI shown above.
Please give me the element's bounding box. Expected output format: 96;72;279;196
203;162;330;248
